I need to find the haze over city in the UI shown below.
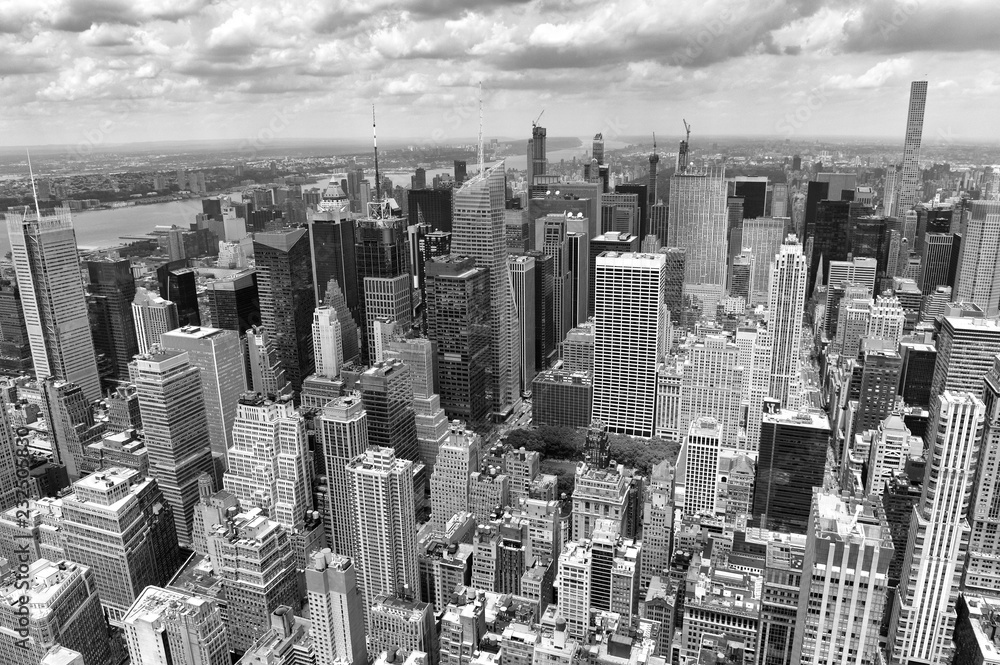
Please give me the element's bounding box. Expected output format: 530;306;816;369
3;0;1000;146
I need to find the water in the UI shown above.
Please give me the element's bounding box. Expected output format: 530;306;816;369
0;198;205;256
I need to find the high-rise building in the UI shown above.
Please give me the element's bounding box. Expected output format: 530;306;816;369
368;595;437;665
587;231;639;317
542;214;573;344
246;325;291;397
306;550;367;665
679;336;743;448
318;395;369;557
84;257;138;380
132;349;216;545
7;207;101;401
206;269;260;337
254;228;316;393
729;252;753;302
122;586;229;665
205;508;299;653
161;325;246;464
132;287;180;355
0;277;34;374
824;257;878;334
312;306;343;379
767;235;807;409
919;233;959;292
306;209;357;311
956;201;1000;316
668;165;728;300
0;559;113;665
741;217;786;305
430;423;480;527
39;378;103;480
347;447;420;615
897;81;928;214
360;359;419;461
676;417;723;517
509;255;537;393
156;260;200;327
566;231;589;328
754;409;830;533
930;316;1000;399
855;348;903;435
592;252;666;438
966;357;1000;594
425;256;491;424
889;391;983;664
61;467;182;626
224;393;318;567
355;217;411;361
452;162;519;418
408;189;453;233
791;490;892;665
808;199;851;297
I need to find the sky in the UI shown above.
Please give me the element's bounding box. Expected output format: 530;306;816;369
2;0;999;149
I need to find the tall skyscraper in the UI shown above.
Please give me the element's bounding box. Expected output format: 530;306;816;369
425;256;491;424
348;447;420;614
318;395;369;558
741;217;786;305
542;214;573;344
868;294;905;345
667;165;728;300
592;251;666;438
855;347;903;436
62;467;182;625
224;393;317;566
676;417;723;517
206;269;260;336
161;325;246;464
889;391;983;664
767;235;807;409
509;255;537;393
587;232;640;317
122;586;230;665
7;207;101;401
930;316;1000;399
566;231;589;328
791;490;892;665
132;287;179;355
0;277;34;374
956;200;1000;316
355;216;411;361
966;357;1000;594
306;209;358;311
156;260;200;327
430;422;481;527
312;306;343;379
306;550;368;665
452;162;519;418
0;559;113;665
897;81;928;214
131;349;216;545
85;257;138;381
360;359;419;462
254;228;316;393
679;336;744;448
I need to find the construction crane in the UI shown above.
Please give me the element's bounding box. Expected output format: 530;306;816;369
532;109;545;129
652;131;656;151
683;119;691;144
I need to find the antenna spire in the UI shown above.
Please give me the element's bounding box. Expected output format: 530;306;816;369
27;150;41;219
478;81;484;175
372;104;381;203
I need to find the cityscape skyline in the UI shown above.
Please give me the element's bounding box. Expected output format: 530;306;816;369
3;1;1000;147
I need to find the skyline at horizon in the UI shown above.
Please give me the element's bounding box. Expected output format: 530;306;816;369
2;0;1000;148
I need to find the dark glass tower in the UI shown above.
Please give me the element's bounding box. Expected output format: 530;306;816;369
85;257;139;381
424;255;490;424
156;259;200;327
253;228;316;393
408;188;453;233
754;409;830;533
807;199;851;295
305;211;358;317
354;216;410;359
0;278;33;374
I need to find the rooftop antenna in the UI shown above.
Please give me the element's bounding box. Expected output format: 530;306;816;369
372;104;381;203
478;81;484;175
652;131;657;152
27;150;41;219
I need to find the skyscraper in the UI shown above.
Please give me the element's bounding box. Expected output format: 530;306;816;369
132;287;180;355
307;209;358;311
430;422;481;527
509;255;537;393
767;235;807;409
889;391;983;664
930;316;1000;399
667;166;728;300
122;586;230;665
966;357;1000;594
61;467;182;625
348;447;420;614
312;306;343;378
791;490;892;665
306;550;368;665
452;162;519;418
566;231;589;328
7;207;101;401
592;251;666;438
676;417;723;517
542;214;573;344
206;269;260;336
160;325;246;464
956;200;1000;316
318;395;369;558
897;81;928;214
740;217;786;305
254;228;316;393
223;393;317;566
85;257;138;381
360;359;419;462
425;256;491;424
131;349;216;545
679;336;744;448
156;260;200;327
355;216;411;361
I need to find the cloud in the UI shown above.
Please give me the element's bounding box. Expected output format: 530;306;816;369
825;57;913;90
841;0;1000;53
